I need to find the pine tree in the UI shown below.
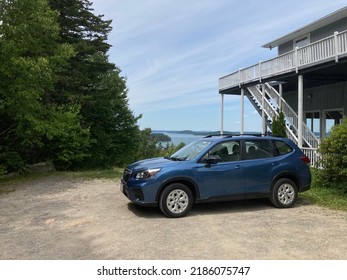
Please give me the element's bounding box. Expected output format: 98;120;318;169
48;0;141;167
272;111;287;138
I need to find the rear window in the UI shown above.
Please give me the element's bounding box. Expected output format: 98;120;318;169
245;140;273;159
274;140;293;155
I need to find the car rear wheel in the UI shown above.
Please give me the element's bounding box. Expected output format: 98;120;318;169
271;178;298;208
159;183;193;218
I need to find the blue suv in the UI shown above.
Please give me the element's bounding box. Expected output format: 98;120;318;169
120;134;311;218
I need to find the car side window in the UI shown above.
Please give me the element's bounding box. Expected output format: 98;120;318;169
274;140;293;155
202;141;240;162
245;140;273;160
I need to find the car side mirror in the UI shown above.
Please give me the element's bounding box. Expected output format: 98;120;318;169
205;156;219;166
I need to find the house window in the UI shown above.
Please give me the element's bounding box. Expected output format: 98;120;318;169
294;36;310;48
306;110;343;138
294;35;310;64
324;110;343;137
305;112;320;138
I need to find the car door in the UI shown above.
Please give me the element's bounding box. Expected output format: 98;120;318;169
243;139;277;196
196;141;245;200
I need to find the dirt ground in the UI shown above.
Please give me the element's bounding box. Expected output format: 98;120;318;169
0;174;347;260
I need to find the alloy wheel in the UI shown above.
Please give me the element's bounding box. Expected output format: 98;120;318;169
166;189;189;214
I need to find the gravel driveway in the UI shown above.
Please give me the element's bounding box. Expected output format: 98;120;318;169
0;174;346;260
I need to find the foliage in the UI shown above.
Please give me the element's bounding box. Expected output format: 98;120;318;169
133;128;185;161
42;105;91;169
0;0;89;173
318;117;347;188
300;168;347;211
79;71;141;168
157;142;185;158
48;0;141;169
135;128;159;160
151;133;171;142
48;0;115;106
0;0;142;173
271;111;287;137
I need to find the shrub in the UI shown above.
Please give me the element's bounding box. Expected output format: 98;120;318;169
318;117;347;189
272;111;287;137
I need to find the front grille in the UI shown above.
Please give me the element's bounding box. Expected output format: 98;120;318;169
123;168;132;182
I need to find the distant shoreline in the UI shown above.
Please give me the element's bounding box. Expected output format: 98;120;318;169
153;130;214;136
152;130;261;136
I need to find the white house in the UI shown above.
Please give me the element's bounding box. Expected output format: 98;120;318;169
219;6;347;165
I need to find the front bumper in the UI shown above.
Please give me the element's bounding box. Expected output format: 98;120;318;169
120;179;156;206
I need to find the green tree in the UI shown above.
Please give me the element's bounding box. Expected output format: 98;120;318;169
84;71;141;167
157;142;185;158
48;0;114;106
318;117;347;188
0;0;89;173
133;129;186;161
272;111;287;137
48;0;141;168
135;128;160;161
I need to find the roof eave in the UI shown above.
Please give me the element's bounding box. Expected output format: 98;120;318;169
262;6;347;49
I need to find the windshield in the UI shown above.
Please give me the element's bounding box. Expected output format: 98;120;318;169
169;140;212;161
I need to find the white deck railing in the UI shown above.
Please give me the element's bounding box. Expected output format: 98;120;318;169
219;30;347;90
302;147;320;167
247;85;299;141
264;83;320;149
246;84;320;166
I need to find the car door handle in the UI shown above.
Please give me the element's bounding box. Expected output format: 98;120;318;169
272;162;280;166
234;165;241;169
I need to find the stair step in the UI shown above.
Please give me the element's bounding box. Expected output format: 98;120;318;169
246;84;319;151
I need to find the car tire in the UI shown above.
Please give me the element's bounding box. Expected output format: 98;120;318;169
271;178;298;208
159;183;193;218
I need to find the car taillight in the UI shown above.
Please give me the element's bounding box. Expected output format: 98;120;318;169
300;155;310;165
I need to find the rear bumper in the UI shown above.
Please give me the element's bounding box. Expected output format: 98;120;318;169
300;183;311;193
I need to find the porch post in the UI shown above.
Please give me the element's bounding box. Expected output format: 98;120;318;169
221;93;224;135
279;84;283;111
298;75;304;148
240;88;244;134
262;84;267;134
321;111;326;139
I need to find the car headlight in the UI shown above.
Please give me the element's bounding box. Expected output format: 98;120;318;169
135;168;161;179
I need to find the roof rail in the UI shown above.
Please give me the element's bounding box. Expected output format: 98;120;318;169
204;134;234;138
204;132;282;138
235;133;282;137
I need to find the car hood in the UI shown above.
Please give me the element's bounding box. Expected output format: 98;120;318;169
127;157;181;171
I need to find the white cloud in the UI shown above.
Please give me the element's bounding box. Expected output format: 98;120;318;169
92;0;347;130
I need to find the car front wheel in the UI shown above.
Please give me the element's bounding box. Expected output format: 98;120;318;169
159;183;193;218
271;178;298;208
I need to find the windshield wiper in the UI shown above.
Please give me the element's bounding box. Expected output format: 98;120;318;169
168;155;188;161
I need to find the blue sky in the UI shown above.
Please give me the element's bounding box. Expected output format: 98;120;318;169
92;0;346;131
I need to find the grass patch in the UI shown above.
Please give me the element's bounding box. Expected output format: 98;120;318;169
0;185;16;195
0;171;61;195
68;168;123;180
300;169;347;211
0;171;60;186
0;168;123;193
301;186;347;211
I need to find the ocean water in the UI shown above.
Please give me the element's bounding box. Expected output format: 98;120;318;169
156;131;264;146
156;131;206;146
